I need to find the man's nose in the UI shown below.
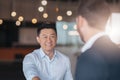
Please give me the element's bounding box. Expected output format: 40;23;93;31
47;37;52;42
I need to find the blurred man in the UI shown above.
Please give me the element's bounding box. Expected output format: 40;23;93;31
23;22;73;80
75;0;120;80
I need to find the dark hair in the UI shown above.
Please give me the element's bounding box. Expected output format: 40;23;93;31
37;22;57;36
77;0;111;30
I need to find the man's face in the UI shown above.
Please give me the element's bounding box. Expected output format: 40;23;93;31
37;28;57;52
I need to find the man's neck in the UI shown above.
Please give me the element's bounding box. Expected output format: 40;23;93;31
84;28;102;43
45;50;54;60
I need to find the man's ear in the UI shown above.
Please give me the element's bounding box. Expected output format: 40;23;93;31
79;16;85;27
36;36;40;43
78;16;89;28
76;16;84;28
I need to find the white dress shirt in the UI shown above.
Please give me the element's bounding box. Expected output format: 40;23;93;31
81;32;107;53
23;48;73;80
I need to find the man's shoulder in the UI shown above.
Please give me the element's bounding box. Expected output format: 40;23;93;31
25;48;40;57
79;49;105;63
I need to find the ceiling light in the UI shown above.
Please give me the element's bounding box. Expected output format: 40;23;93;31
11;11;17;17
56;7;59;12
73;24;77;30
38;6;44;12
43;13;48;18
66;10;72;16
57;16;63;21
18;16;24;22
41;0;47;6
63;24;68;30
32;18;37;24
16;21;21;26
0;19;3;25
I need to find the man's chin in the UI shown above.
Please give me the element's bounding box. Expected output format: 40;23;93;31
45;48;54;52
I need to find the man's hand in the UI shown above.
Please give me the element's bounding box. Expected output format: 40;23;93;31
32;76;40;80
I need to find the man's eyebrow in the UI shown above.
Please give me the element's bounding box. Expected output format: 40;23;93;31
40;33;56;36
50;33;56;35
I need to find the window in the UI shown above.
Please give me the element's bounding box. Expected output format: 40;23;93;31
56;21;83;46
106;13;120;44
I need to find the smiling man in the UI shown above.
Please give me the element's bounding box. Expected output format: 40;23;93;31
23;22;73;80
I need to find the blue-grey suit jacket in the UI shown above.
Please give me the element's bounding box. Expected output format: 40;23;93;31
75;36;120;80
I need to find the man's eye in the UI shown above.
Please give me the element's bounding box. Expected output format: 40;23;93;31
40;36;47;38
43;36;47;38
51;36;56;38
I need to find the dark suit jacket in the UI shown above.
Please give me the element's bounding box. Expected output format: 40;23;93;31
75;36;120;80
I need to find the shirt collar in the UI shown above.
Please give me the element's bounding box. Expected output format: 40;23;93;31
81;32;107;53
39;48;45;58
40;48;57;60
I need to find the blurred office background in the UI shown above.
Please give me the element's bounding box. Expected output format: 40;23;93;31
0;0;120;80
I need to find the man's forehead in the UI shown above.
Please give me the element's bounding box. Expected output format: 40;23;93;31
40;31;56;36
40;33;55;35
